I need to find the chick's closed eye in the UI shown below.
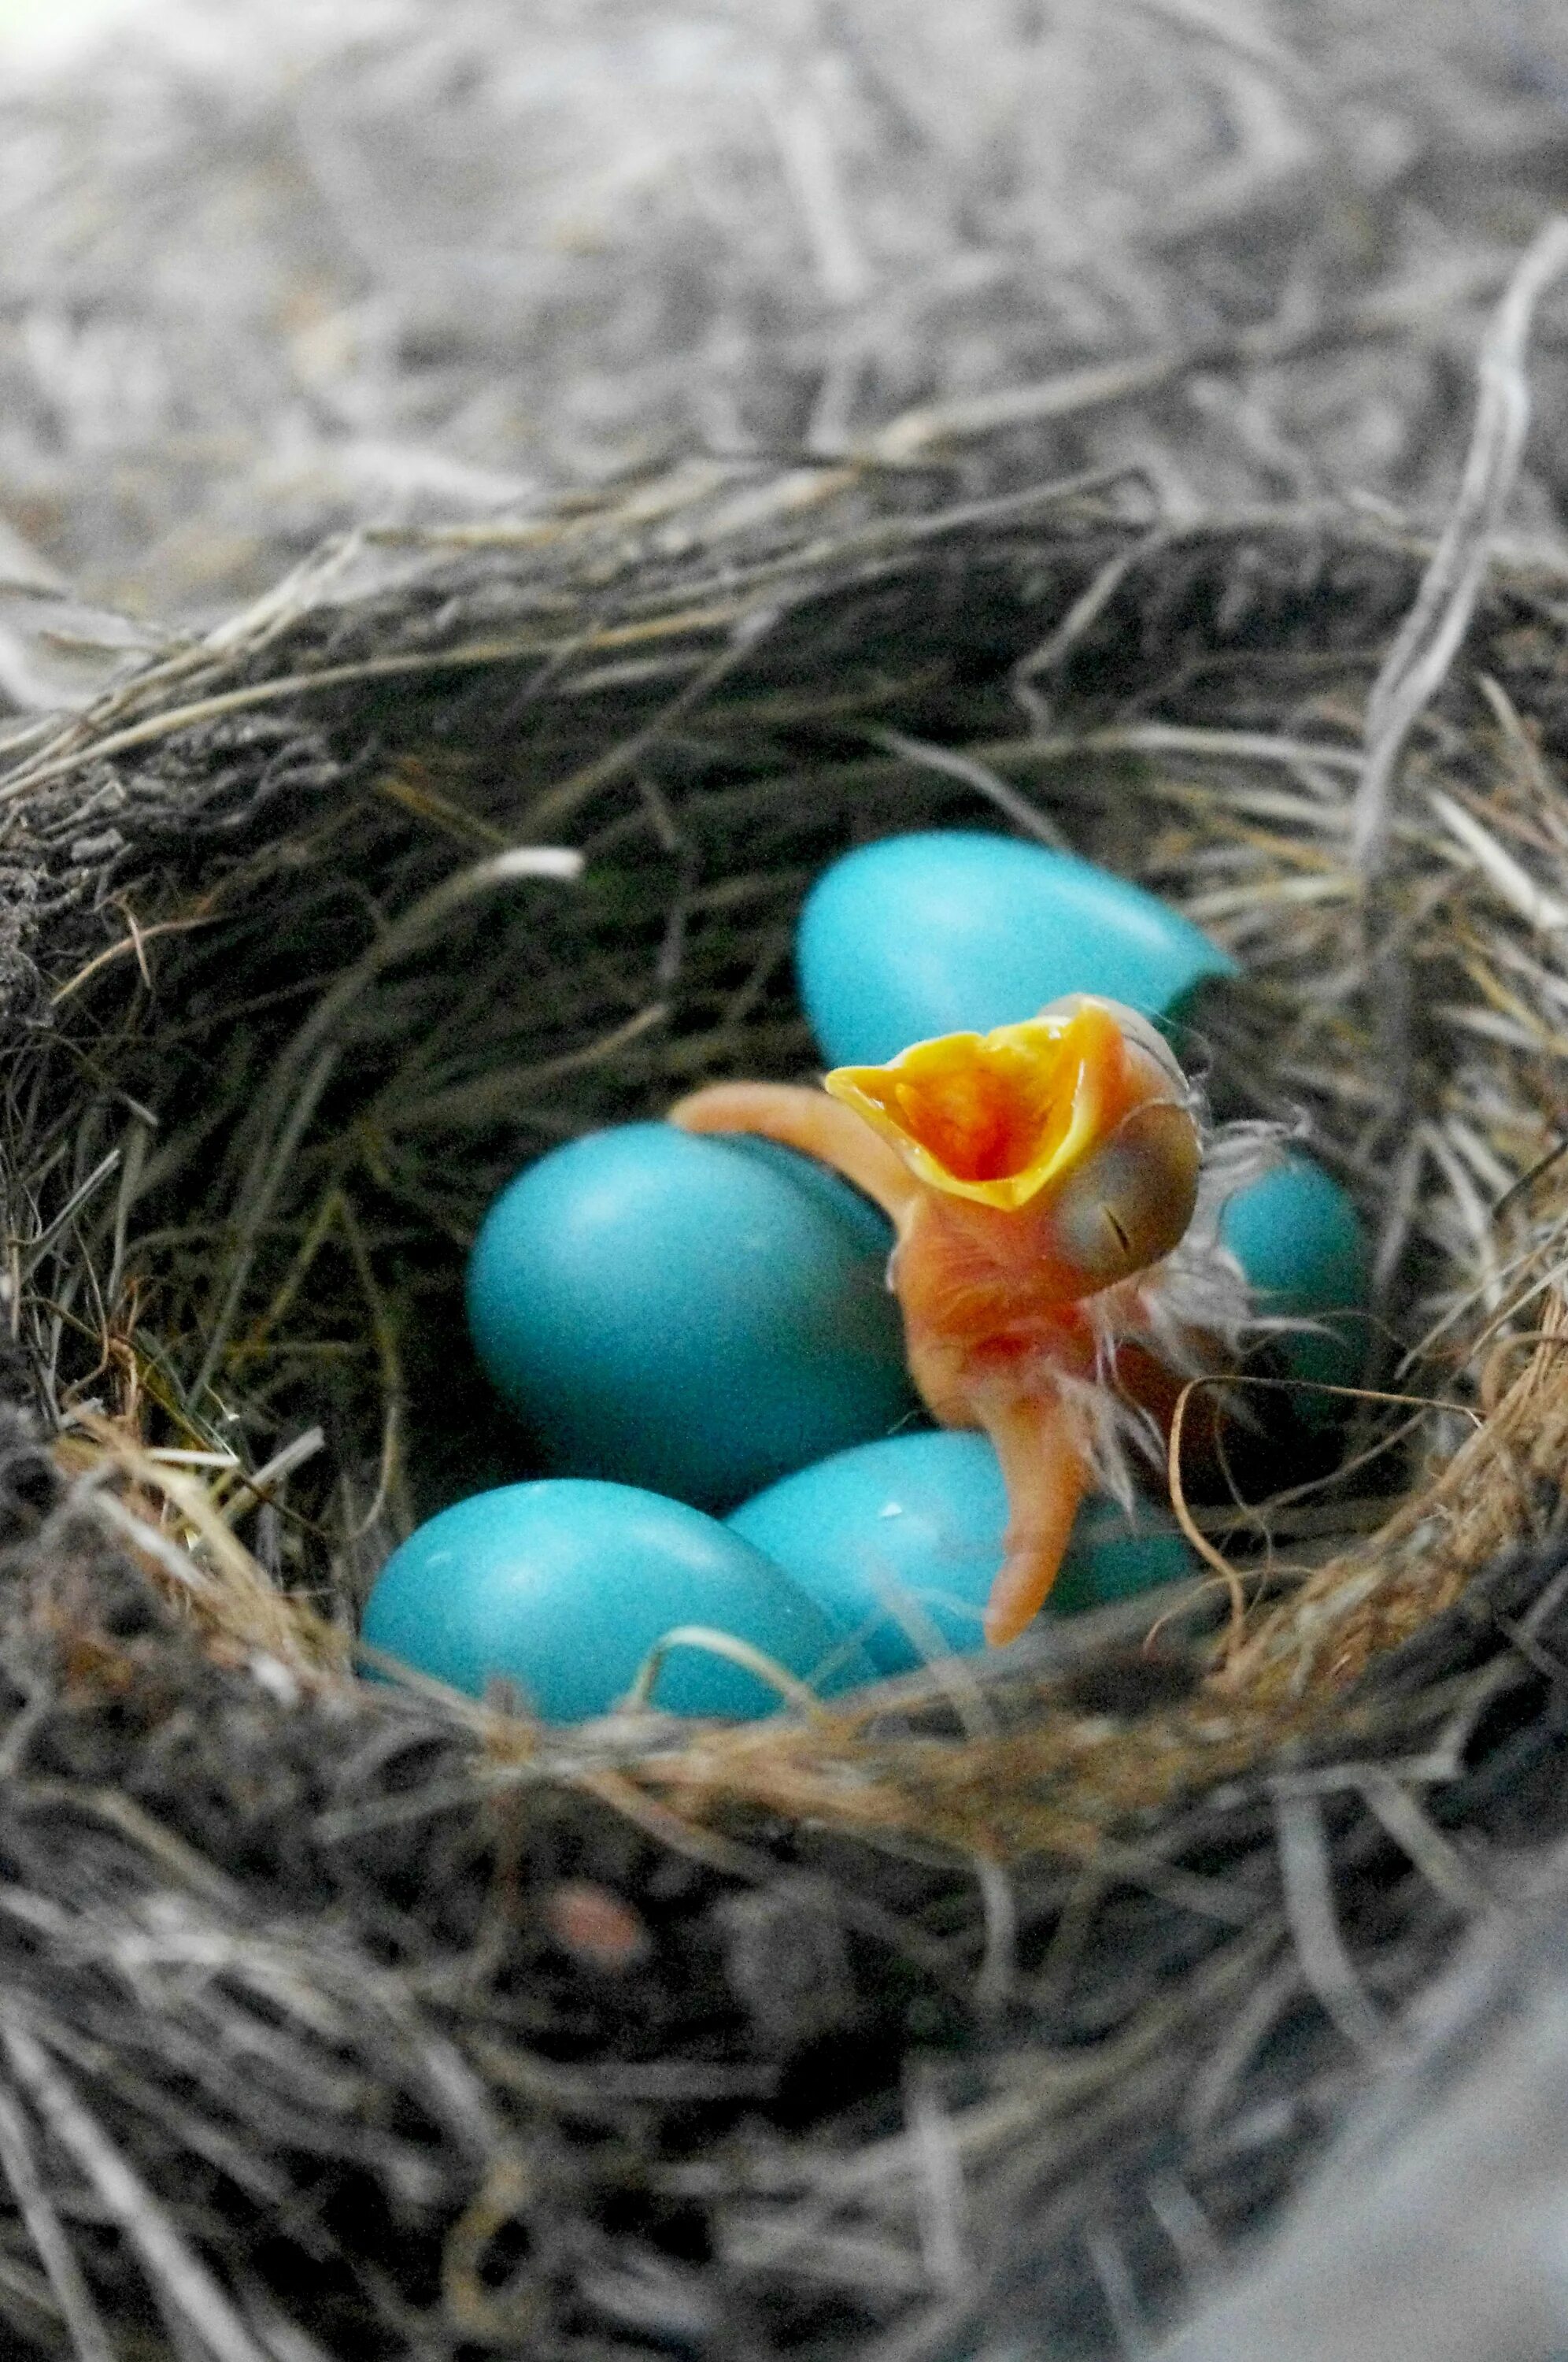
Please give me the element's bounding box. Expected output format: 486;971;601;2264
1045;1101;1202;1291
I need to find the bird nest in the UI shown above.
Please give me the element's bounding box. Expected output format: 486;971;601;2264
0;457;1566;2360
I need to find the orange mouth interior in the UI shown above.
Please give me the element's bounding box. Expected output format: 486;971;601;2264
826;1001;1136;1210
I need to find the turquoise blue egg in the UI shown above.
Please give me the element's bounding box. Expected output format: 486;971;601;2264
727;1431;1196;1675
361;1479;875;1721
1219;1155;1371;1416
467;1124;916;1507
797;831;1237;1068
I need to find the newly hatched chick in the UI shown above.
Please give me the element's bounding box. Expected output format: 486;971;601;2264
671;994;1232;1647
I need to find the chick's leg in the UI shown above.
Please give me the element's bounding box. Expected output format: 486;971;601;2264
978;1387;1090;1647
669;1082;919;1226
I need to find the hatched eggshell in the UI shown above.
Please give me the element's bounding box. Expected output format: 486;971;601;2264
361;1479;875;1722
797;831;1237;1068
467;1124;917;1506
727;1431;1196;1675
1219;1153;1371;1417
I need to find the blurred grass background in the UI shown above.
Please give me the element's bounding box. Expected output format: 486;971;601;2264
0;1;1566;687
0;0;145;53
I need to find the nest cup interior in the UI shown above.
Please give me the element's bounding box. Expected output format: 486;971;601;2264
13;475;1568;1704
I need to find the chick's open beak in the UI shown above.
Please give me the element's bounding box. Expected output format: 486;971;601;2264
824;997;1189;1217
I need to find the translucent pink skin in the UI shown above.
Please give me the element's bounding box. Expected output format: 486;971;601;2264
670;998;1200;1646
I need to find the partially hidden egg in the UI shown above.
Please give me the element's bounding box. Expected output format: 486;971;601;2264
797;831;1237;1068
467;1124;917;1507
727;1431;1197;1676
361;1479;875;1722
1219;1153;1372;1417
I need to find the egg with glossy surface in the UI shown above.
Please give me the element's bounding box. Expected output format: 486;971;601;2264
362;1479;875;1721
1219;1153;1371;1416
797;831;1237;1068
727;1431;1196;1675
467;1124;917;1506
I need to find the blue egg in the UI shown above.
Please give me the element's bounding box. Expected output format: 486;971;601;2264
362;1479;875;1721
1219;1155;1371;1416
467;1124;916;1506
727;1431;1196;1675
797;831;1237;1068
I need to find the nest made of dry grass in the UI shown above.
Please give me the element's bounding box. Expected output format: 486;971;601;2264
10;439;1568;1765
0;413;1567;2357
